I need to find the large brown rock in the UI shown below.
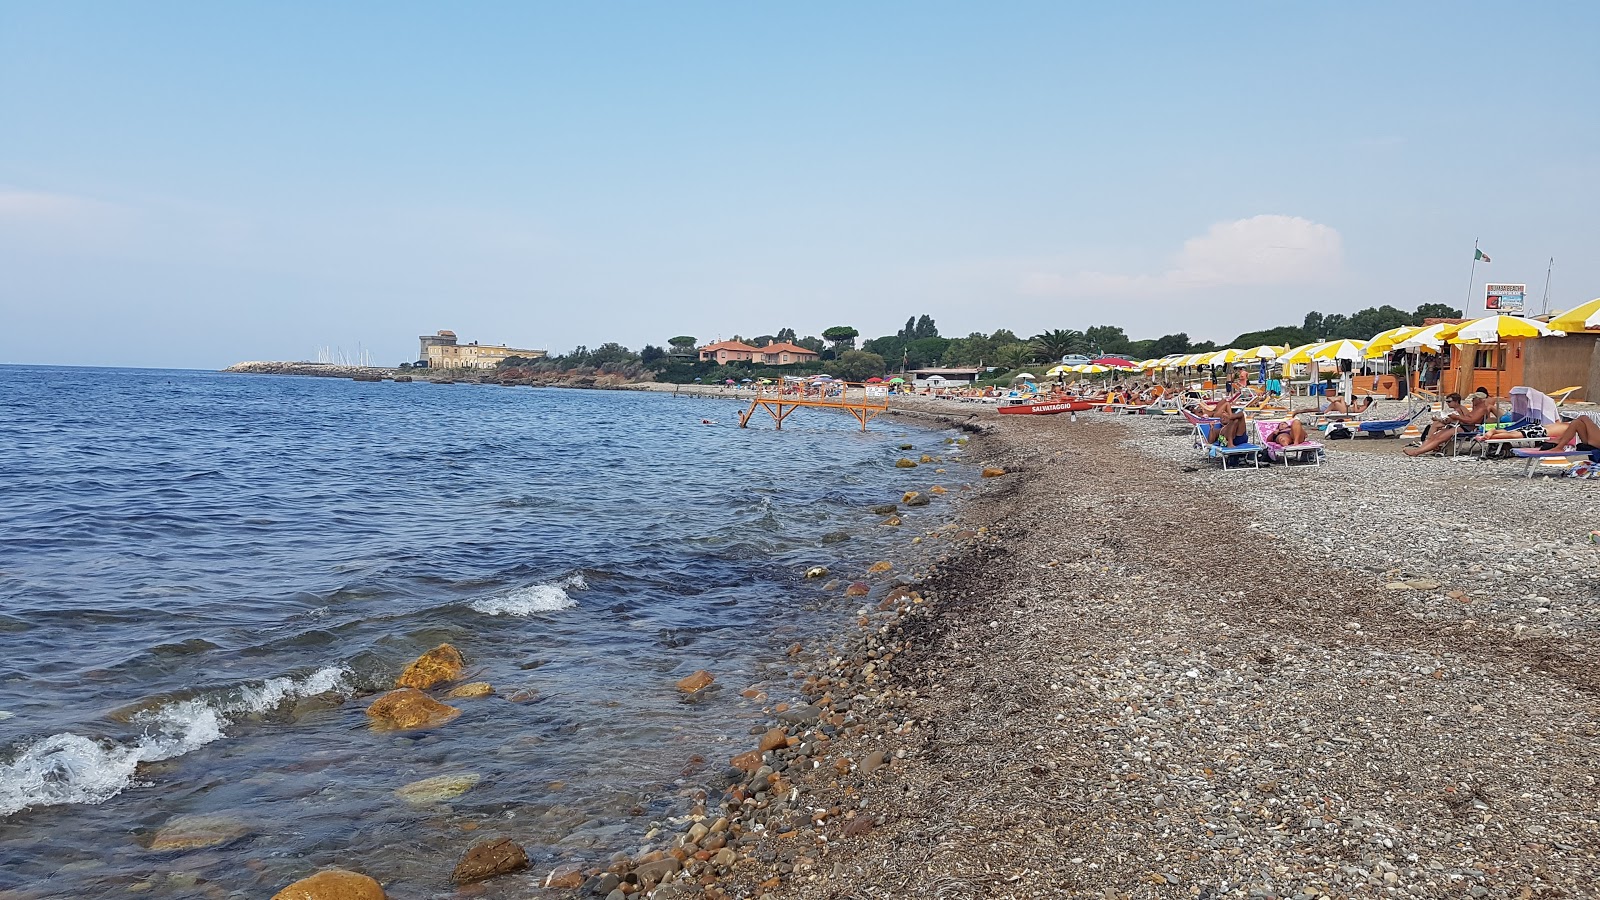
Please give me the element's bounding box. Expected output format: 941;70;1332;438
675;670;714;693
396;643;464;690
271;868;385;900
365;688;460;731
757;727;788;752
451;837;529;884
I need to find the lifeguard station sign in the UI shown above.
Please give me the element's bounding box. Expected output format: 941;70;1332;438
1485;284;1526;312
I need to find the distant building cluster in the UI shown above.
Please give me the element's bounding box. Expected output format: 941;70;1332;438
418;330;548;369
698;340;820;365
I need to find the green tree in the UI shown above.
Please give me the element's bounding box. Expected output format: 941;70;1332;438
834;349;886;382
640;345;666;366
1085;325;1132;355
905;336;950;369
774;327;797;343
993;342;1032;369
1148;333;1192;356
1029;329;1087;361
668;336;698;350
795;335;826;354
913;314;938;339
822;326;860;352
1413;303;1462;321
1228;325;1314;349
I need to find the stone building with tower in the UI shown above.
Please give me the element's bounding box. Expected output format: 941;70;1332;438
418;330;548;369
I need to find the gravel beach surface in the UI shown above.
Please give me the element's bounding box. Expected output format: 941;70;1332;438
693;401;1600;900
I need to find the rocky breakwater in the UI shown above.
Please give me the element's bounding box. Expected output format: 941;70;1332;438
223;361;405;379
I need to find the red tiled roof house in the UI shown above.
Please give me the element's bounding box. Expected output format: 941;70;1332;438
698;340;761;363
758;341;820;365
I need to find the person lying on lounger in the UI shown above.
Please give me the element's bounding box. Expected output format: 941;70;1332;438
1404;392;1494;456
1266;418;1311;446
1288;395;1373;417
1486;415;1600;451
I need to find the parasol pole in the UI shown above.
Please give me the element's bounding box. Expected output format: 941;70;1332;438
1465;238;1480;316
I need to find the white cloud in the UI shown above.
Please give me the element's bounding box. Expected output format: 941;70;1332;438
0;187;121;226
1022;214;1343;297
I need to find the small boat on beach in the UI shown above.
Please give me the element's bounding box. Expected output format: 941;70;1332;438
997;397;1096;416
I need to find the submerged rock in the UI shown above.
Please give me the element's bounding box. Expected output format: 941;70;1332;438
870;504;899;515
904;493;931;507
446;682;493;699
148;813;251;851
395;773;480;805
804;566;829;579
676;670;715;693
865;561;893;575
894;458;917;468
271;868;384;900
451;837;529;884
365;688;461;731
396;643;464;690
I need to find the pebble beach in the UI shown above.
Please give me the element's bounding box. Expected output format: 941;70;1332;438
643;397;1600;900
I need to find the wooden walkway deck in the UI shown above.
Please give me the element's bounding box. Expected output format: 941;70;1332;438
738;390;892;430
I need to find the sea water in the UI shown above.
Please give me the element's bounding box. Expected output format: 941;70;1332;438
0;366;964;897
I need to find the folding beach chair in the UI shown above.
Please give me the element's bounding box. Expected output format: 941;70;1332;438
1356;398;1431;438
1255;420;1323;467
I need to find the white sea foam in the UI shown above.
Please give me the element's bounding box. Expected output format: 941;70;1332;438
0;666;349;818
472;574;586;616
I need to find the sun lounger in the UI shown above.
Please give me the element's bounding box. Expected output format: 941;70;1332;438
1191;418;1264;470
1511;447;1595;477
1254;420;1323;467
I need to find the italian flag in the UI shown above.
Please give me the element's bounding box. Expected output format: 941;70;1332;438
1475;248;1491;263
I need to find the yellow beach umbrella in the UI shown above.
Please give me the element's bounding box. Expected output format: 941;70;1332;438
1206;348;1242;366
1080;364;1109;374
1364;325;1424;358
1045;365;1072;377
1448;314;1564;344
1276;342;1321;364
1238;344;1286;360
1548;298;1600;332
1396;321;1464;352
1309;339;1368;361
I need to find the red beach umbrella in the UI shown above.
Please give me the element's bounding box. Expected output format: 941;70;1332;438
865;377;884;383
1091;356;1138;369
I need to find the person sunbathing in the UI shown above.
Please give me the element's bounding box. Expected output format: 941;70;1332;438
1499;416;1600;451
1212;407;1252;447
1404;392;1494;456
1266;418;1311;446
1288;395;1373;417
1194;392;1243;417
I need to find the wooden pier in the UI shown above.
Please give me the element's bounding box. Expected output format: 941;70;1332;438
738;385;892;431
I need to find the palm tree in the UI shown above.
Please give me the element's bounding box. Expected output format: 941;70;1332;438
1029;329;1087;362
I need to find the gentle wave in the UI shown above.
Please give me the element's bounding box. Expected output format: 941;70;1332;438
471;574;587;616
0;667;349;817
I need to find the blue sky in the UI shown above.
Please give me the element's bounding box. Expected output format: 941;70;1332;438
2;2;1597;368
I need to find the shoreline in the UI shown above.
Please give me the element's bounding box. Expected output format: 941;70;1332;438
208;367;1600;897
644;410;1599;899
